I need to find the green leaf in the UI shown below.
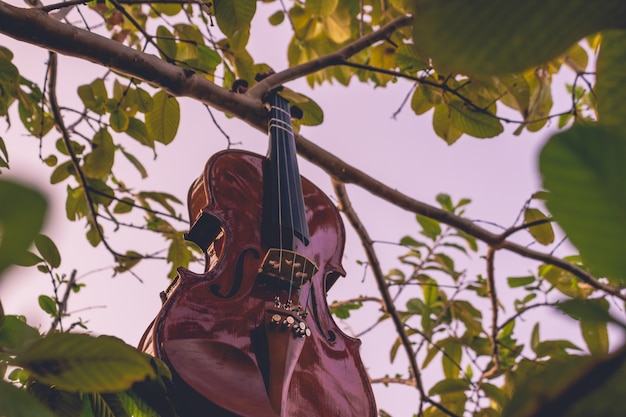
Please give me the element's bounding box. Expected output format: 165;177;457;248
125;118;154;149
503;352;626;417
166;234;193;277
88;393;130;417
0;180;47;276
448;100;503;138
145;91;180;145
492;73;531;115
78;78;107;115
582;318;609;355
34;234;61;268
28;381;84;417
443;340;462;379
155;26;177;61
214;0;256;38
396;44;429;73
534;339;581;359
113;197;135;214
121;148;148;179
0;135;9;170
539;124;626;282
17;333;155;392
268;10;284;26
540;263;594;299
0;380;58;417
523;207;554;245
411;85;433;115
38;295;57;316
596;30;626;138
557;299;619;327
433;103;462;145
109;108;129;133
84;128;115;179
0;315;40;350
412;0;626;75
507;275;535;288
416;214;441;240
428;378;470;396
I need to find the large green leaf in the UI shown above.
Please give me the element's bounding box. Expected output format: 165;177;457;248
145;91;180;145
504;347;626;417
17;333;155;392
596;30;626;138
539;125;626;283
0;180;47;276
0;380;58;417
412;0;626;75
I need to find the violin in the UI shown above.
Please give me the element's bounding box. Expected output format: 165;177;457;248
138;91;377;417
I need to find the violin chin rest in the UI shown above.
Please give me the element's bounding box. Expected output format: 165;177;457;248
163;339;280;417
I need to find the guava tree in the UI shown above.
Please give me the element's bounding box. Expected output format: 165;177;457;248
1;0;626;416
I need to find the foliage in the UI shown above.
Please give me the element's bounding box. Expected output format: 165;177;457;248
0;0;625;416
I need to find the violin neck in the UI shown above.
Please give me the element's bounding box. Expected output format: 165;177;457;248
263;93;310;249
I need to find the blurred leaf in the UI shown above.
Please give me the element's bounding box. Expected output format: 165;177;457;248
557;299;620;327
596;30;626;138
523;208;554;245
17;333;155;392
109;108;129;133
443;340;462;379
0;180;47;276
412;0;626;75
0;315;40;351
156;26;177;61
503;347;626;417
0;380;58;417
125;118;154;149
428;378;470;396
330;301;363;319
0;135;9;169
78;78;107;115
540;124;626;282
433;103;462;145
120;149;148;179
507;275;535;288
88;393;130;417
84;128;115;180
28;381;84;417
416;214;441;240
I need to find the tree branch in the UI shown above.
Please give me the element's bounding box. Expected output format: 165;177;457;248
332;180;459;417
246;14;413;99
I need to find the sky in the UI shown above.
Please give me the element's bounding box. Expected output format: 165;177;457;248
0;2;584;415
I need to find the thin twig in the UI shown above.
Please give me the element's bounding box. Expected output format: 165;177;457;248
332;179;459;417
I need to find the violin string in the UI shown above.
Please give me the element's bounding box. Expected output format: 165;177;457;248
270;101;285;298
277;101;298;305
271;96;299;308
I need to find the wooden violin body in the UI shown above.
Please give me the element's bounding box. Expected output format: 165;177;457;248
139;149;377;417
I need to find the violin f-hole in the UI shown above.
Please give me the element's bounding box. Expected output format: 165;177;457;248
210;248;260;298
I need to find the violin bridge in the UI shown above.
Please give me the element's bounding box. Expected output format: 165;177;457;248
258;249;318;288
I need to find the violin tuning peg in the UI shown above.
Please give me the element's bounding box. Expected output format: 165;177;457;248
290;106;303;120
